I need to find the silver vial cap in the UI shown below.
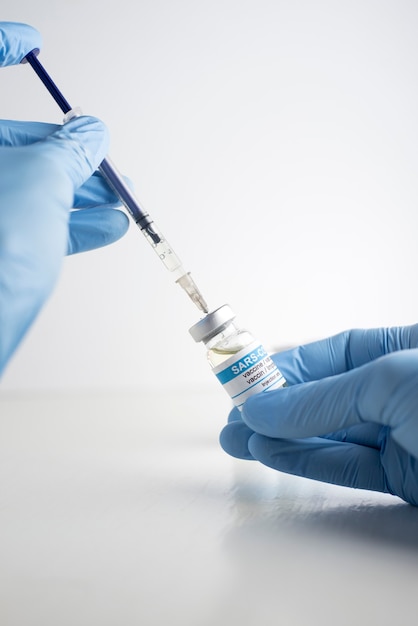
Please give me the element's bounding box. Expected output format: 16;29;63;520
189;304;236;343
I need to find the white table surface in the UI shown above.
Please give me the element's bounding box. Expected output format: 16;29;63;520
1;388;417;626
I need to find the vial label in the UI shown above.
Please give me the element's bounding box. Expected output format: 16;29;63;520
212;340;286;409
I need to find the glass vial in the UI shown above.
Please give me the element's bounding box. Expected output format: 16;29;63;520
189;304;286;410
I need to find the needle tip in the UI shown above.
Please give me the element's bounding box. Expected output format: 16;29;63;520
176;273;209;313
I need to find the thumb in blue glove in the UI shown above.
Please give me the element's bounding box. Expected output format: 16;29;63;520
220;325;418;506
0;21;42;65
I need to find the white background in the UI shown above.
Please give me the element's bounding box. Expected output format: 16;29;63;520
1;0;418;391
2;6;418;625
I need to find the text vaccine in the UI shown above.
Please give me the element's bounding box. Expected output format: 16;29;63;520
189;305;286;409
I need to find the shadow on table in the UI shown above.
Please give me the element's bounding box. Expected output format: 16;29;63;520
225;470;418;554
286;501;418;551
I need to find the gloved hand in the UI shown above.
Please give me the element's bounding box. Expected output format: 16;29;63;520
220;325;418;506
0;22;129;373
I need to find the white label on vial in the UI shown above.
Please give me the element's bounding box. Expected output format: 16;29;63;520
212;341;286;409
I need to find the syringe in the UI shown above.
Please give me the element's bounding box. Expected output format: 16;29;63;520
22;49;209;314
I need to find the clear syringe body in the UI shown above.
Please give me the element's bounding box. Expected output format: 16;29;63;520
99;157;208;312
23;50;208;315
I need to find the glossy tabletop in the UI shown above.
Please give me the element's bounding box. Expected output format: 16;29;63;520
1;389;417;625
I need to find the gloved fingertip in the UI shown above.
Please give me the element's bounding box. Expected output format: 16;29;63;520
103;208;130;243
67;208;129;255
227;406;242;424
219;422;255;460
247;432;271;460
0;22;42;66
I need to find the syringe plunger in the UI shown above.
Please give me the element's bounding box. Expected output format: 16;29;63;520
23;49;209;313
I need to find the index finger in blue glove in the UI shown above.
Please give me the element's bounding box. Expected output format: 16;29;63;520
243;349;418;460
248;434;388;494
220;412;383;461
271;325;418;385
0;22;41;66
219;420;255;460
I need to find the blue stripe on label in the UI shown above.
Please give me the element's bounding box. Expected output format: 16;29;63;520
215;345;268;384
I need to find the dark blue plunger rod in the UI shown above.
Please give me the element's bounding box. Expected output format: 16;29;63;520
24;49;160;242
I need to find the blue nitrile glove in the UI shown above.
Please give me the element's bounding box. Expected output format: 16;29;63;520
0;22;129;373
220;325;418;506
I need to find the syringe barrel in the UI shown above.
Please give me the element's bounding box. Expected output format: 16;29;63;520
23;48;209;312
99;158;154;231
140;224;184;275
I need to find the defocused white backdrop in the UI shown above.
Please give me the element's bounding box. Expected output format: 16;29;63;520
1;0;418;391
